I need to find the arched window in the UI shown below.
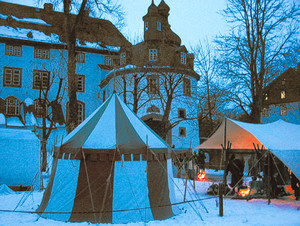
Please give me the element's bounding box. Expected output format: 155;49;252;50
157;21;161;31
281;90;286;99
5;96;21;116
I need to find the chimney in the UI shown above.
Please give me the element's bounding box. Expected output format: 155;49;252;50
44;3;53;11
83;9;90;17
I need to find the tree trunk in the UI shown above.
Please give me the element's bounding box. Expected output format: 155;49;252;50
65;11;78;133
133;74;138;114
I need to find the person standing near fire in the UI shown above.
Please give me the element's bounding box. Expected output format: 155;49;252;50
225;154;245;190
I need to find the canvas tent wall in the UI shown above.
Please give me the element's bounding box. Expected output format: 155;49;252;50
195;118;300;180
38;93;179;224
0;128;41;190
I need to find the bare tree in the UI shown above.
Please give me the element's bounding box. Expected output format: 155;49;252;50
191;40;229;143
216;0;299;122
38;0;125;132
31;50;67;172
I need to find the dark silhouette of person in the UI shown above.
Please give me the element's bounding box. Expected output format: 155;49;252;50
195;151;206;170
226;154;245;189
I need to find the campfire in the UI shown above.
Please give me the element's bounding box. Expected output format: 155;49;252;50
238;187;250;197
196;169;206;181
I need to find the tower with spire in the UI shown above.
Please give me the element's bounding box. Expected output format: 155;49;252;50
99;0;200;149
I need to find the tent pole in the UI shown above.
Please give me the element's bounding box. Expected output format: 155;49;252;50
267;150;271;205
82;149;97;222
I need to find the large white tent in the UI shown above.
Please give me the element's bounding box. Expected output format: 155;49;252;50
195;118;300;180
38;93;179;223
0;128;41;190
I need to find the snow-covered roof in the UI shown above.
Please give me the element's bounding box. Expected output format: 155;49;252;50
23;98;34;106
0;25;62;44
77;40;121;52
0;25;122;52
0;113;5;125
6;117;25;127
11;15;50;26
25;112;37;127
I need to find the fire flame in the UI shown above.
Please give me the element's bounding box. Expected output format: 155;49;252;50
238;187;250;197
196;169;206;181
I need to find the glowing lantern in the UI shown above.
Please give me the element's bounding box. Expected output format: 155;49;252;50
196;169;206;181
238;187;250;197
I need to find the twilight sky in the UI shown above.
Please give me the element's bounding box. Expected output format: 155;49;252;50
2;0;228;49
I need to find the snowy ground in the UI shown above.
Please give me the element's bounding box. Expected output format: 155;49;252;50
0;177;299;226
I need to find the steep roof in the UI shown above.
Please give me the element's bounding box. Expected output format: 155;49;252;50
59;93;169;154
195;118;300;179
0;1;130;50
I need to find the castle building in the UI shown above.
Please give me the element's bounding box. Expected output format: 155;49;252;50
0;1;129;139
0;1;200;150
99;0;200;149
262;64;300;124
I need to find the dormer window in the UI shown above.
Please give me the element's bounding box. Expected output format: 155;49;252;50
120;52;126;65
181;52;187;65
281;90;286;99
157;22;161;31
145;22;149;31
149;49;158;61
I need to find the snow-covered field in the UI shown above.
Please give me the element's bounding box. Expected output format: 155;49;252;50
0;178;299;226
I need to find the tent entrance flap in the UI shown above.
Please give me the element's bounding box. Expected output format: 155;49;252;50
69;160;115;223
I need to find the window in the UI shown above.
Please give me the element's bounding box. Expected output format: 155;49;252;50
3;67;22;88
66;101;85;124
120;52;126;65
178;108;186;119
262;108;269;118
5;44;22;56
5;96;20;116
183;78;191;96
77;101;85;124
77;74;85;92
145;22;149;31
34;47;50;59
76;52;85;63
179;127;186;137
181;52;187;64
149;49;158;61
281;90;286;99
105;56;112;65
147;75;159;94
33;70;50;90
265;93;268;101
157;21;161;31
34;99;48;118
280;106;287;116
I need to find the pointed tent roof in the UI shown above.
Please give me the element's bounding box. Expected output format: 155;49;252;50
58;93;168;154
195;118;300;179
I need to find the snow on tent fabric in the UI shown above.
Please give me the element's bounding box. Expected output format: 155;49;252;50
37;93;179;223
194;118;300;180
0;128;41;190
